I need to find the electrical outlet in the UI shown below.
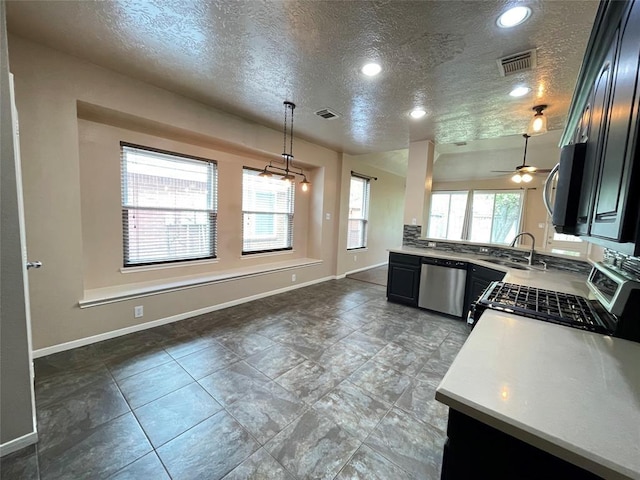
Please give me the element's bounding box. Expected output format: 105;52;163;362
325;213;331;220
353;255;357;262
479;247;489;253
428;242;437;248
291;274;296;282
412;218;417;225
134;306;144;318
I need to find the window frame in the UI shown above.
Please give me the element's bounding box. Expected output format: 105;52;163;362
427;188;524;245
120;142;218;268
347;174;371;250
241;166;295;255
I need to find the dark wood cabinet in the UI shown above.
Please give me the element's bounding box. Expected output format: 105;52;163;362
387;253;421;306
560;0;640;255
590;4;640;242
575;36;617;235
462;265;504;318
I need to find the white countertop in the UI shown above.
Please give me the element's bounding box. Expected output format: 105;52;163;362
436;311;640;479
389;246;591;297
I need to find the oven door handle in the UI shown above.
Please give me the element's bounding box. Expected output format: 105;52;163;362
543;163;559;218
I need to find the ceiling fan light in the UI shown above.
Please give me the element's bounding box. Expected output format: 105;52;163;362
511;173;523;183
521;173;533;183
281;173;295;182
258;168;273;177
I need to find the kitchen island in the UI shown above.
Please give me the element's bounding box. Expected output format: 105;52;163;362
435;310;640;479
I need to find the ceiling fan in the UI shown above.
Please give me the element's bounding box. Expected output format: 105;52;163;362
492;133;552;183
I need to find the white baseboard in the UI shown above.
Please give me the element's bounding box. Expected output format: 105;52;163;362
344;261;388;277
33;275;336;358
0;431;38;457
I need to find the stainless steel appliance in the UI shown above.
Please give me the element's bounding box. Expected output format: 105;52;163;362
418;257;468;317
468;262;640;343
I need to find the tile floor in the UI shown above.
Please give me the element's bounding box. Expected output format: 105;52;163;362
1;277;470;480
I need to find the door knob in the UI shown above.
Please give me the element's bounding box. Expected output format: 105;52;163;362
26;261;42;269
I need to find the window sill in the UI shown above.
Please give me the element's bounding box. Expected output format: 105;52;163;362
347;247;368;251
120;258;219;274
240;249;295;260
80;257;322;308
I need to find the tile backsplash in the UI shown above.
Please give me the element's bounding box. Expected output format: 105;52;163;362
402;225;592;276
603;249;640;281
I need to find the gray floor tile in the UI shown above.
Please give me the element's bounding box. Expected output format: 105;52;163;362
37;376;130;453
108;452;170;479
338;331;387;357
175;342;241;379
222;448;294;480
39;412;152;480
313;381;390;441
157;410;259;480
312;342;369;378
365;407;445;479
35;362;112;408
117;361;193;409
226;381;306;444
94;329;169;361
163;333;219;359
134;382;223;447
393;331;442;355
335;444;415;480
245;344;306;379
348;360;411;404
198;361;272;406
275;360;342;405
265;409;361;480
214;332;276;358
371;342;428;377
105;346;174;381
34;344;102;379
0;445;39;480
396;378;449;432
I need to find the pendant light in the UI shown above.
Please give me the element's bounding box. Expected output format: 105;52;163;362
259;101;310;191
527;104;548;136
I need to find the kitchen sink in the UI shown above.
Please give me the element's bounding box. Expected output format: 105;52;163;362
478;258;531;270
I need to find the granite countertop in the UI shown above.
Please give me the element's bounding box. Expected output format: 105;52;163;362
435;311;640;479
389;246;591;297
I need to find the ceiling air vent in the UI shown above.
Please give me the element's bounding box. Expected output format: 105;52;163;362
315;108;340;120
497;49;537;76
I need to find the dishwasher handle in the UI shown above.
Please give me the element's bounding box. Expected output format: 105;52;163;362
422;257;468;269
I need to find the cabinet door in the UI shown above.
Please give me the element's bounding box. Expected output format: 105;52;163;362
575;36;618;235
386;264;420;306
591;4;640;241
463;266;505;316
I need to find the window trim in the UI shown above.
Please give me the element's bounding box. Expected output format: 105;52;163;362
428;188;524;245
120;142;218;268
241;166;295;255
347;174;371;250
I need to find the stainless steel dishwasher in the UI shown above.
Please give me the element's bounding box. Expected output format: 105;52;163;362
418;257;468;317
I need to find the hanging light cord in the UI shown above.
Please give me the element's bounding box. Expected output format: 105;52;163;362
522;133;529;166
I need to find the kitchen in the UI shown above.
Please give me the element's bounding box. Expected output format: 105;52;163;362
2;0;640;479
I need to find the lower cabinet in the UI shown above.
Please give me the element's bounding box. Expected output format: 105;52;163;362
463;265;505;318
386;253;421;307
441;409;601;480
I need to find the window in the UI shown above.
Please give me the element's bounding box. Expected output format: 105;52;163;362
469;191;523;244
427;190;523;245
427;192;468;240
546;230;588;257
121;143;217;267
242;168;294;254
347;175;370;249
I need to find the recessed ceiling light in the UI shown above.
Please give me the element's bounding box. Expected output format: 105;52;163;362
497;6;531;28
410;109;427;119
361;63;382;76
509;86;531;97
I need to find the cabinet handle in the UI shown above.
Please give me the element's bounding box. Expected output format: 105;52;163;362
543;163;559;218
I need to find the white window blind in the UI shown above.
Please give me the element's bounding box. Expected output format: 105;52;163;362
427;191;469;240
121;143;217;267
347;175;371;249
242;168;294;254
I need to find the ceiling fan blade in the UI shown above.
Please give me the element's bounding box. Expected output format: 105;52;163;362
534;169;552;174
491;170;517;173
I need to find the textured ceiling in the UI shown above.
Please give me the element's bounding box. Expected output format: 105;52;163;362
6;0;598;157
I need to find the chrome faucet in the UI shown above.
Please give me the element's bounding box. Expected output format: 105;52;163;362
510;232;536;266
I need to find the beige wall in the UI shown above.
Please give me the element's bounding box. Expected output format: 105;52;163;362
8;35;356;350
431;176;549;248
336;155;405;275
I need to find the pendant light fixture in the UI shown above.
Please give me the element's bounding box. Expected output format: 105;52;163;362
527;104;548;136
259;101;310;191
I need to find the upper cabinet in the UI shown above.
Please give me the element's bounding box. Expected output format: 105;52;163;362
559;0;640;255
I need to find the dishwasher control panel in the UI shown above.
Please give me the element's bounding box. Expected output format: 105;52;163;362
421;257;468;269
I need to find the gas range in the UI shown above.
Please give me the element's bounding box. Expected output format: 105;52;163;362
468;262;640;343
